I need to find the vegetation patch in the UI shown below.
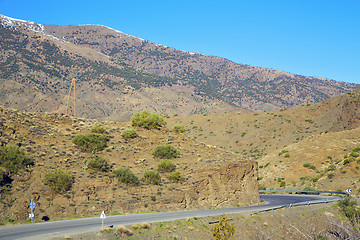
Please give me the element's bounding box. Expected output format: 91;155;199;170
172;124;186;133
131;111;166;129
42;169;73;193
72;133;107;152
168;171;185;182
142;170;161;185
152;145;180;159
157;159;176;172
90;124;107;134
121;128;138;140
86;155;110;172
113;167;139;185
0;145;33;174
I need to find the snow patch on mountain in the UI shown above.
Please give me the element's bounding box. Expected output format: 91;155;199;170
0;14;44;33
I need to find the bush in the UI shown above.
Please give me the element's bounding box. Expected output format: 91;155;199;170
343;157;355;165
280;181;286;187
114;167;139;185
258;184;266;190
172;124;186;133
86;155;110;172
211;214;235;240
152;145;180;159
142;170;161;185
0;145;33;174
350;152;359;158
168;171;185;182
352;147;360;153
338;196;360;224
43;169;73;193
325;164;336;172
327;173;335;179
157;159;176;172
131;111;166;129
72;133;107;152
121;128;138;140
91;124;107;134
0;169;12;187
303;162;316;170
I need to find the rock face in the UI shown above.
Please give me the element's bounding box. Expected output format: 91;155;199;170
184;162;259;208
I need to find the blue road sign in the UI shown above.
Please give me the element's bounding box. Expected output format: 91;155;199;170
29;201;35;209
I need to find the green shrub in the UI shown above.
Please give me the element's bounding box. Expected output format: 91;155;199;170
338;196;360;224
352;147;360;153
168;171;185;183
350;152;359;158
114;167;139;185
152;145;180;159
0;145;33;174
280;181;286;187
131;111;166;129
258;184;266;190
91;124;107;134
303;162;310;168
43;169;73;193
327;173;335;179
121;128;138;140
303;162;316;170
0;169;12;187
325;164;336;172
142;170;161;185
172;124;186;133
157;159;176;172
310;175;321;182
284;153;290;158
86;155;110;172
343;157;355;165
72;133;107;152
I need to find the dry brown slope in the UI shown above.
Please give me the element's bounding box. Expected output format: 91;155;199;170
0;107;258;224
167;87;360;158
258;127;360;191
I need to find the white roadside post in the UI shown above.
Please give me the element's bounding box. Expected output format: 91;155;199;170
100;211;106;228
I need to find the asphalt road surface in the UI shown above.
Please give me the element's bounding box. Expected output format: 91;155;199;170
0;194;338;240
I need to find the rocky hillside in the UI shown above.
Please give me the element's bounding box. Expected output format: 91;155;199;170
0;107;258;224
168;87;360;191
0;14;358;120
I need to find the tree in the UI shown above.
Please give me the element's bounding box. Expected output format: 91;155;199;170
211;214;235;240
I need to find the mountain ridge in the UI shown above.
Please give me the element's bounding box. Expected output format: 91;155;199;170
0;14;358;120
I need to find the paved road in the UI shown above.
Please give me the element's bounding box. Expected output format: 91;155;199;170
0;194;338;240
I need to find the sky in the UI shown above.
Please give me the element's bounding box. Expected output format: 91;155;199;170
1;0;359;84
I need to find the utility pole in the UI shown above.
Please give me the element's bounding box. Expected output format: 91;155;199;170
65;78;76;117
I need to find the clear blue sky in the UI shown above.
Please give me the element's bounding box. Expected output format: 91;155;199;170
1;0;359;84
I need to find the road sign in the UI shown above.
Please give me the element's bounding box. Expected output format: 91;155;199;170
29;213;34;218
29;201;35;209
100;211;106;219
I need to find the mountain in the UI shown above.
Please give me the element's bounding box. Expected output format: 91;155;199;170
0;14;358;120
